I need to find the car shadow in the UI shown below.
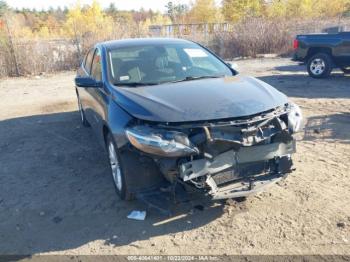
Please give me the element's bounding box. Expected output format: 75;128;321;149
303;112;350;144
274;64;305;72
255;64;350;99
258;73;350;99
0;111;239;254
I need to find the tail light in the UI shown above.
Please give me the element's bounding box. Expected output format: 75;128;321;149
293;39;299;49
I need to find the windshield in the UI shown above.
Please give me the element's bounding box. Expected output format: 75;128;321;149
108;42;233;86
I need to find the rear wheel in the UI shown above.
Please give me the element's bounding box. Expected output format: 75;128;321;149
106;133;133;200
307;53;333;78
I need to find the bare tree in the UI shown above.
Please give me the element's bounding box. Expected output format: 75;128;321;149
3;12;20;76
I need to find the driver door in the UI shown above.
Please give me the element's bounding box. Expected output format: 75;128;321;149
86;48;109;145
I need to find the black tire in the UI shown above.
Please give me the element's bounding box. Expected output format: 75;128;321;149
77;94;90;127
342;68;350;74
307;53;333;79
106;133;133;201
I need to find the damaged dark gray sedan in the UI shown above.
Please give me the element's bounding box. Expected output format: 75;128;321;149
75;38;303;202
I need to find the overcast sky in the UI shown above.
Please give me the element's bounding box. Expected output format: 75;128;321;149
6;0;196;12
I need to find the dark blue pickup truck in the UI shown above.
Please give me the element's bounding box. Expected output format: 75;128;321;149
293;32;350;78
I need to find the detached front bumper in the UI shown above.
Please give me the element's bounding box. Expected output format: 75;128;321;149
179;140;296;199
207;174;284;200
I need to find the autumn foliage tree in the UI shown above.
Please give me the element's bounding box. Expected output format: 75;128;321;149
64;0;113;57
266;0;350;18
188;0;222;23
0;0;350;78
165;1;189;23
314;0;350;17
222;0;265;23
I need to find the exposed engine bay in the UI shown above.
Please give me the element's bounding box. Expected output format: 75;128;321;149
125;103;302;200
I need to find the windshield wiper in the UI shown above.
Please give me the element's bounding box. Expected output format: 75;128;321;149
170;75;224;84
114;82;159;87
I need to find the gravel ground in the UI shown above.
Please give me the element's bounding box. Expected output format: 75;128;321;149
0;58;349;255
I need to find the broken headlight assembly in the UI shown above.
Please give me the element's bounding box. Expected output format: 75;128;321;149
125;126;199;157
288;102;303;133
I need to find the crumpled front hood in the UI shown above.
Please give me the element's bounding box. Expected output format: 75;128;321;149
112;76;288;122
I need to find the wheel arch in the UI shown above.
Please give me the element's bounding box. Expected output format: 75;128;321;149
103;98;133;150
103;122;166;195
306;47;333;61
103;99;166;194
102;124;111;147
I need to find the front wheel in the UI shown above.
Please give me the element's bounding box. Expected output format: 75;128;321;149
106;134;133;200
307;53;333;79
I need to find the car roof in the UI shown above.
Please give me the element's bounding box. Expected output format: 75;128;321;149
101;38;195;50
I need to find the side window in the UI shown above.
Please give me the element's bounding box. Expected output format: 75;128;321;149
91;49;102;81
165;47;180;63
84;49;94;74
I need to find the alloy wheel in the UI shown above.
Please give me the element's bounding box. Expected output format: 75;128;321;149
108;141;122;191
310;58;326;76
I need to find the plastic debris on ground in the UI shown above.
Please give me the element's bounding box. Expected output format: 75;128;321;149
127;210;147;221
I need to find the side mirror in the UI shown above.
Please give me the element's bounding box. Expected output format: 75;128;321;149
226;62;239;73
75;76;103;88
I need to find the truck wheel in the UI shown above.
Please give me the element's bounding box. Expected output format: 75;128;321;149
106;133;133;201
307;53;333;78
342;68;350;74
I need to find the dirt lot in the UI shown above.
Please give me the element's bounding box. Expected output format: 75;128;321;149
0;58;349;255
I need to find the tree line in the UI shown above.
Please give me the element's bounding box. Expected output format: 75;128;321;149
0;0;349;77
0;0;349;40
